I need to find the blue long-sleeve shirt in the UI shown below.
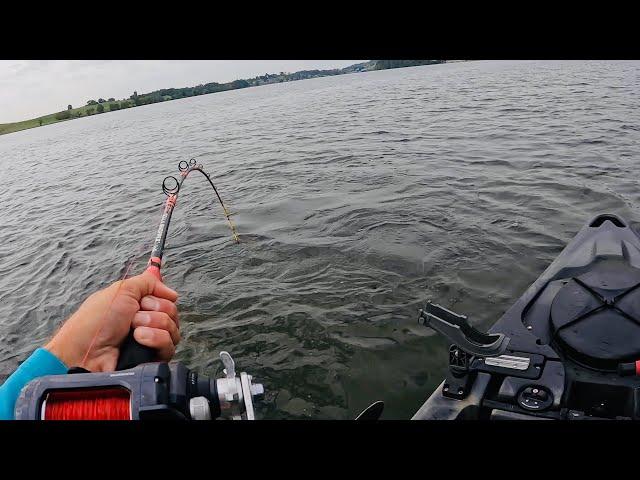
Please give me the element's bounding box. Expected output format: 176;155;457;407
0;348;68;420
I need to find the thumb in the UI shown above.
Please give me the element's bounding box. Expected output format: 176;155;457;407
121;271;179;302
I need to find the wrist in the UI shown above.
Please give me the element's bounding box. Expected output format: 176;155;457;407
44;335;83;369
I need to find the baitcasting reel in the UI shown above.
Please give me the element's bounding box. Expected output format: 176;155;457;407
14;351;264;420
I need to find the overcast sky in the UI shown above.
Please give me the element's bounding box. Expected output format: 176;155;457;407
0;60;364;123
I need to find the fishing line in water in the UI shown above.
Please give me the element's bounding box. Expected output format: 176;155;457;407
174;159;240;243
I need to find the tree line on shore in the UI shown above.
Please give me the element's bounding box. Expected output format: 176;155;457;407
31;60;444;126
55;60;444;121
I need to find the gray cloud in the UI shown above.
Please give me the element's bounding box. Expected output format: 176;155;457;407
0;60;364;123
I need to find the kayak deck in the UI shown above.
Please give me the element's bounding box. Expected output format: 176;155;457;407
413;213;640;420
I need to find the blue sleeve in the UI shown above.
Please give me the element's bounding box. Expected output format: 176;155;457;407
0;348;68;420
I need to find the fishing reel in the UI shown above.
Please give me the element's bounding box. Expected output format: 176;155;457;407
14;351;264;420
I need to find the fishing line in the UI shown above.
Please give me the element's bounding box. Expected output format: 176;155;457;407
43;387;131;420
78;253;138;369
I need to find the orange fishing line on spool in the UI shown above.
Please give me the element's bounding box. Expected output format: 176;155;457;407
43;388;131;420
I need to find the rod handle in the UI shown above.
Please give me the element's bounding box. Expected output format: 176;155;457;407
116;330;156;370
115;258;163;369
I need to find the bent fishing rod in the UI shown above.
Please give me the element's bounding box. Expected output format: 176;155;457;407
117;158;240;370
147;158;239;281
15;159;263;421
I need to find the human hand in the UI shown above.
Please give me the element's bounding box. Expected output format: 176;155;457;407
45;271;180;372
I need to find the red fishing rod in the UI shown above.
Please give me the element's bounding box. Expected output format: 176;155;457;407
14;159;262;421
117;158;240;370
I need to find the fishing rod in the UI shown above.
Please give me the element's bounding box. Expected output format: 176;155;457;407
14;159;263;420
117;158;240;371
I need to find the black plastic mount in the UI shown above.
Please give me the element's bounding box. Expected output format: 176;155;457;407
418;301;510;357
442;345;476;399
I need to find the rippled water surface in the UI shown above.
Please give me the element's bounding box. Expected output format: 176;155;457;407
1;60;640;418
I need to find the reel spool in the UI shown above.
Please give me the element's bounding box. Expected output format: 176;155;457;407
43;388;131;420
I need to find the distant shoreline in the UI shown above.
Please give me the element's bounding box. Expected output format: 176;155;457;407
0;60;446;137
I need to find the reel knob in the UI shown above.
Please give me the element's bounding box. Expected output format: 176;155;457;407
215;351;264;420
189;396;212;420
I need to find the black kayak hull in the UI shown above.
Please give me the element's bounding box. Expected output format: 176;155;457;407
413;213;640;420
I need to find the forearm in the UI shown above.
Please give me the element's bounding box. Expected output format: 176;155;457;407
0;348;68;420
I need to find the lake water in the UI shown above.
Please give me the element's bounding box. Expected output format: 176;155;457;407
1;60;639;419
